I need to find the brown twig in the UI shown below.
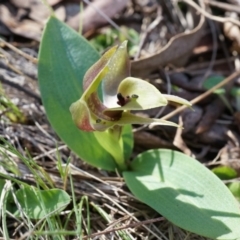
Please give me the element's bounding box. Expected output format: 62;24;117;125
0;38;38;64
182;0;240;27
1;78;41;103
204;0;240;14
158;71;240;122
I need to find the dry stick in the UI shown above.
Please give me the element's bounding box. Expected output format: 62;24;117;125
0;47;41;101
1;55;37;83
83;181;162;239
1;79;41;102
202;19;218;80
82;217;164;239
159;71;240;122
134;14;163;60
185;56;236;72
0;38;38;64
204;0;240;14
182;0;240;27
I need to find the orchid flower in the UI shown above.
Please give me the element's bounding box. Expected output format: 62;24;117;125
70;41;191;133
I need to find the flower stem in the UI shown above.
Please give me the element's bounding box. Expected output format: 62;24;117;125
94;127;127;171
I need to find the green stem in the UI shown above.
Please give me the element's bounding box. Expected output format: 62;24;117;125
94;127;127;171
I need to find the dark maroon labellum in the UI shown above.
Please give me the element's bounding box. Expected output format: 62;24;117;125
117;93;126;106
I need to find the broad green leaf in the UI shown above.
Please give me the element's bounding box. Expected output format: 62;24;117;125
212;166;237;180
14;186;70;219
38;16;133;170
123;149;240;239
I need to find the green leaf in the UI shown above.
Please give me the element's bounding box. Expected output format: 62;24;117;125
0;179;5;193
228;182;240;201
38;16;133;170
14;186;70;219
203;75;233;113
0;179;15;213
212;166;237;180
123;149;240;239
203;76;225;95
231;87;240;97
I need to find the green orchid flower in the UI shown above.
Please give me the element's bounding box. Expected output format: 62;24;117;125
70;41;191;132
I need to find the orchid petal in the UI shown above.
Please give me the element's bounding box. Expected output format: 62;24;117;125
82;41;130;105
116;112;180;128
70;99;114;132
70;100;95;131
105;77;168;112
162;94;192;107
102;41;130;107
70;92;121;132
83;46;117;91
